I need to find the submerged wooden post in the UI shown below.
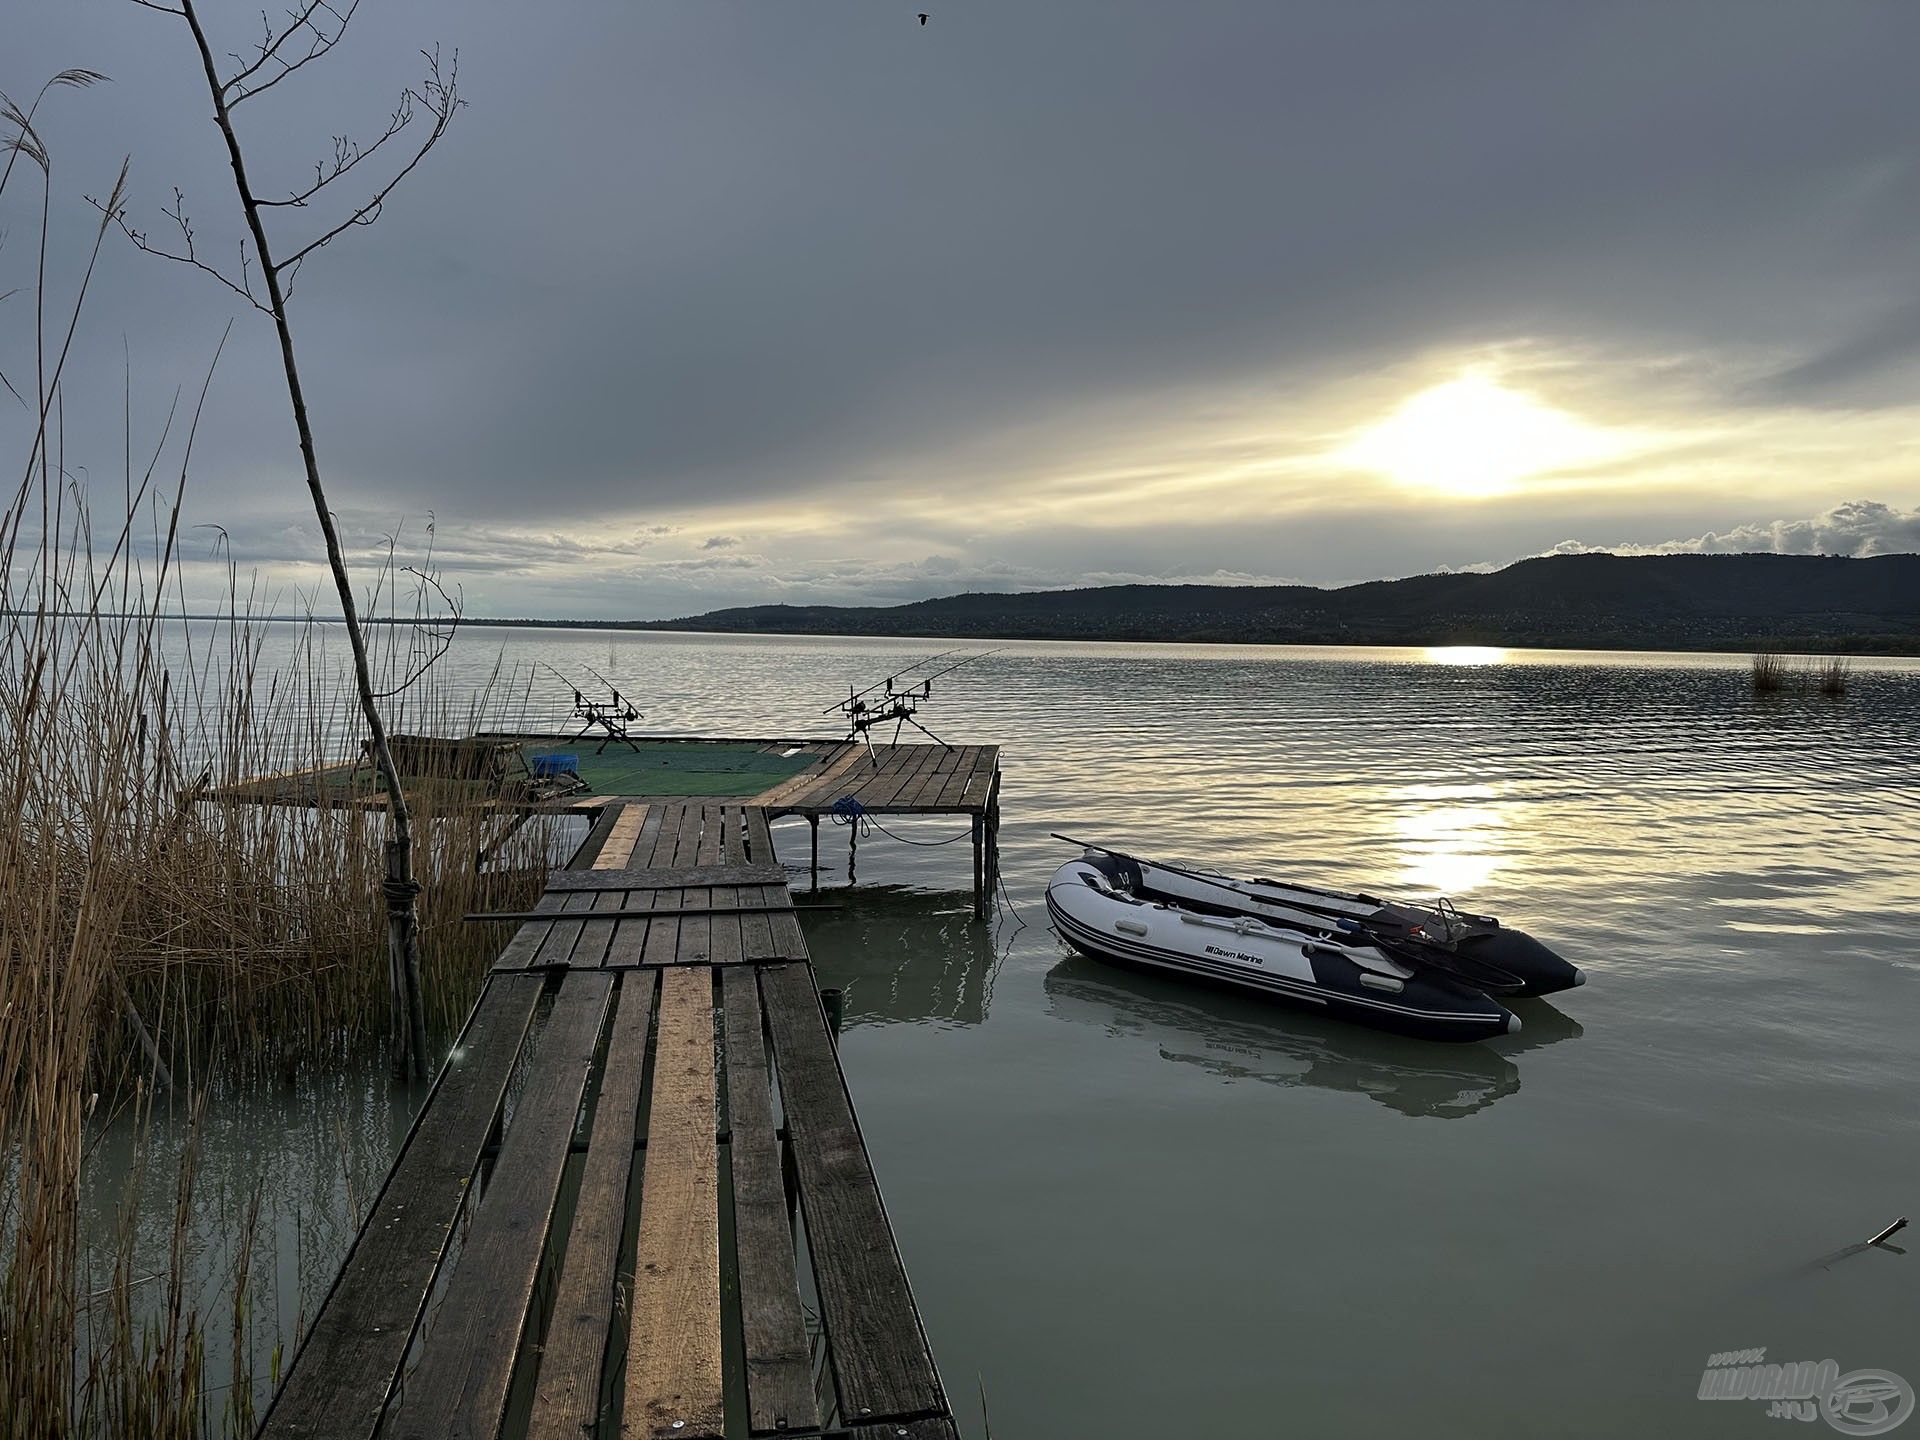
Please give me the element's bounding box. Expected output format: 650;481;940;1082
971;813;985;920
988;770;1002;903
809;814;820;891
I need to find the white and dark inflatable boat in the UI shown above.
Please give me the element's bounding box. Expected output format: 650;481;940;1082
1053;836;1585;998
1046;852;1522;1043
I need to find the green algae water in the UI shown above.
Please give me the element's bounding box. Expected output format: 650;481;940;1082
93;632;1920;1438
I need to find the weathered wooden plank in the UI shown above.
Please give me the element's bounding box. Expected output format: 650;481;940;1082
594;802;651;870
571;802;630;868
901;747;973;809
847;747;944;811
675;886;713;966
570;888;627;968
471;903;801;924
892;747;961;809
760;964;945;1424
640;888;682;968
600;890;660;969
384;971;613;1440
743;807;777;868
531;890;599;969
839;1423;961;1440
782;744;897;811
955;750;1000;808
526;971;658;1440
707;882;744;969
721;968;818;1436
838;748;926;808
670;804;706;868
625;966;724;1440
766;890;805;960
258;976;545;1439
932;746;998;810
492;894;568;971
738;886;782;962
694;806;724;866
754;742;862;809
545;865;787;892
644;802;689;869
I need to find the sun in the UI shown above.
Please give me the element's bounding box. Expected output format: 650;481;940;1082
1338;372;1629;499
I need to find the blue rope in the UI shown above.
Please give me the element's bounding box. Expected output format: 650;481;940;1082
829;795;871;836
828;795;972;847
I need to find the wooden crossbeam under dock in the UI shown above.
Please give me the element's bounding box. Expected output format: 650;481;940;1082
257;802;956;1440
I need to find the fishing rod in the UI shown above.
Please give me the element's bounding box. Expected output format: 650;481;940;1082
825;648;1000;758
540;660;644;755
819;647;969;715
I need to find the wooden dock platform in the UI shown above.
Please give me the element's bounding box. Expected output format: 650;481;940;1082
211;736;1002;917
258;802;957;1440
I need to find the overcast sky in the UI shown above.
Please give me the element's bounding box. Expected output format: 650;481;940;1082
8;1;1920;617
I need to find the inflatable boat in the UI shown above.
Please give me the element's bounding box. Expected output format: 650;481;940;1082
1045;853;1521;1043
1052;836;1585;998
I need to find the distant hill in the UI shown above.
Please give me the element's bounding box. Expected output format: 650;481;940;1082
487;553;1920;653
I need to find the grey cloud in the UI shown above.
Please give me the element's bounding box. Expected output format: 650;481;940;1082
1750;297;1920;405
9;2;1920;613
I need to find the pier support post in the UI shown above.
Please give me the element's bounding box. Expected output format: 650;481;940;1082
985;770;1002;914
972;813;985;920
808;814;819;892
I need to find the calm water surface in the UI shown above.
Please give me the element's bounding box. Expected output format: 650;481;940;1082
104;632;1920;1437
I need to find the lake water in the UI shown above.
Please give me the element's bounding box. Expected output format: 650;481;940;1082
99;631;1920;1437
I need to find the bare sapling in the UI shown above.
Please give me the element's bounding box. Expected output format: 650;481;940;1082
108;0;466;1079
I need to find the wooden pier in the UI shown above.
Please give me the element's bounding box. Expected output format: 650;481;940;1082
257;801;959;1440
214;736;1002;916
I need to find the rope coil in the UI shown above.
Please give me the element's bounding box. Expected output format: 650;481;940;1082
829;795;972;847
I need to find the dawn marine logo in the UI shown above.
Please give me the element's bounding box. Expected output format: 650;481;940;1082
1203;944;1263;965
1697;1350;1914;1433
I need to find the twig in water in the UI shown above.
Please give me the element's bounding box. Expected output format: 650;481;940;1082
1868;1216;1908;1248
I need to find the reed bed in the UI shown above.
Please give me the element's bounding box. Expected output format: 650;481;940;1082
2;86;557;1433
1750;652;1854;698
1750;652;1790;693
1;545;560;1433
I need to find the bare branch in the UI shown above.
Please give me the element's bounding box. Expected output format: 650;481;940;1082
274;47;461;274
89;186;270;313
371;564;463;700
223;0;361;105
257;92;412;208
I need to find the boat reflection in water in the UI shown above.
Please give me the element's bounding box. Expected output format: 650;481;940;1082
804;885;1002;1029
1043;955;1582;1119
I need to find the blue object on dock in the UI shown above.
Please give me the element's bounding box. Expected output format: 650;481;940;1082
531;752;579;779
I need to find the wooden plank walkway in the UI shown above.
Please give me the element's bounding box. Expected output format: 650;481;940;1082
258;802;955;1440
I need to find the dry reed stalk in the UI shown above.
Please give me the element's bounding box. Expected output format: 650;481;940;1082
2;82;554;1432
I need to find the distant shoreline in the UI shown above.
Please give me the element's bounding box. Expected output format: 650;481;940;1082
94;612;1920;658
52;552;1920;658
